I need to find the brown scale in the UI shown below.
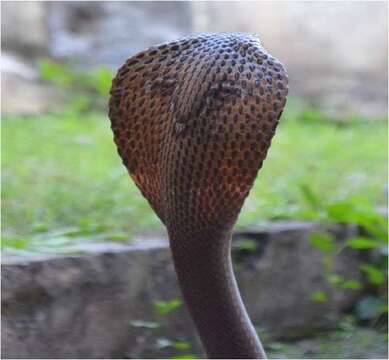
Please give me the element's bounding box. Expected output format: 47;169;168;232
109;33;288;359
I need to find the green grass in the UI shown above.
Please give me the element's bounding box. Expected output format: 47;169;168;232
2;107;387;253
266;327;388;359
242;113;388;226
266;317;388;359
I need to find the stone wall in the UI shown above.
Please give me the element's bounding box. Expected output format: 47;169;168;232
2;1;387;117
1;1;49;57
2;222;363;359
47;2;193;67
1;1;193;114
192;1;388;118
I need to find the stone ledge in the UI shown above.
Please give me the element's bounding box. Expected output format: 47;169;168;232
2;221;363;359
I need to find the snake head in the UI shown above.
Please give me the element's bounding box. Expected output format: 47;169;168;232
109;33;288;232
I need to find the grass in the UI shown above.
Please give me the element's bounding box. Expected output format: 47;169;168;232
266;317;388;359
266;327;388;359
1;105;387;253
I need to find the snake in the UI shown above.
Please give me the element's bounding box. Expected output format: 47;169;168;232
108;32;288;359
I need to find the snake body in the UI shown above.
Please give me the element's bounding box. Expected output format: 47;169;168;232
109;33;288;359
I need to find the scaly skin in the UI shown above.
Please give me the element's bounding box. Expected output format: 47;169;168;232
109;33;288;359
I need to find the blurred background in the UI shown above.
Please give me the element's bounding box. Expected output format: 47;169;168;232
1;1;388;359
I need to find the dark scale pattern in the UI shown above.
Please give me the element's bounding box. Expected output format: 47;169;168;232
109;33;288;359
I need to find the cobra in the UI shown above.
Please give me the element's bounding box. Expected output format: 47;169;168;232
109;33;288;359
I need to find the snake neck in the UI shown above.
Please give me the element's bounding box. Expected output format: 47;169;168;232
168;224;266;359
